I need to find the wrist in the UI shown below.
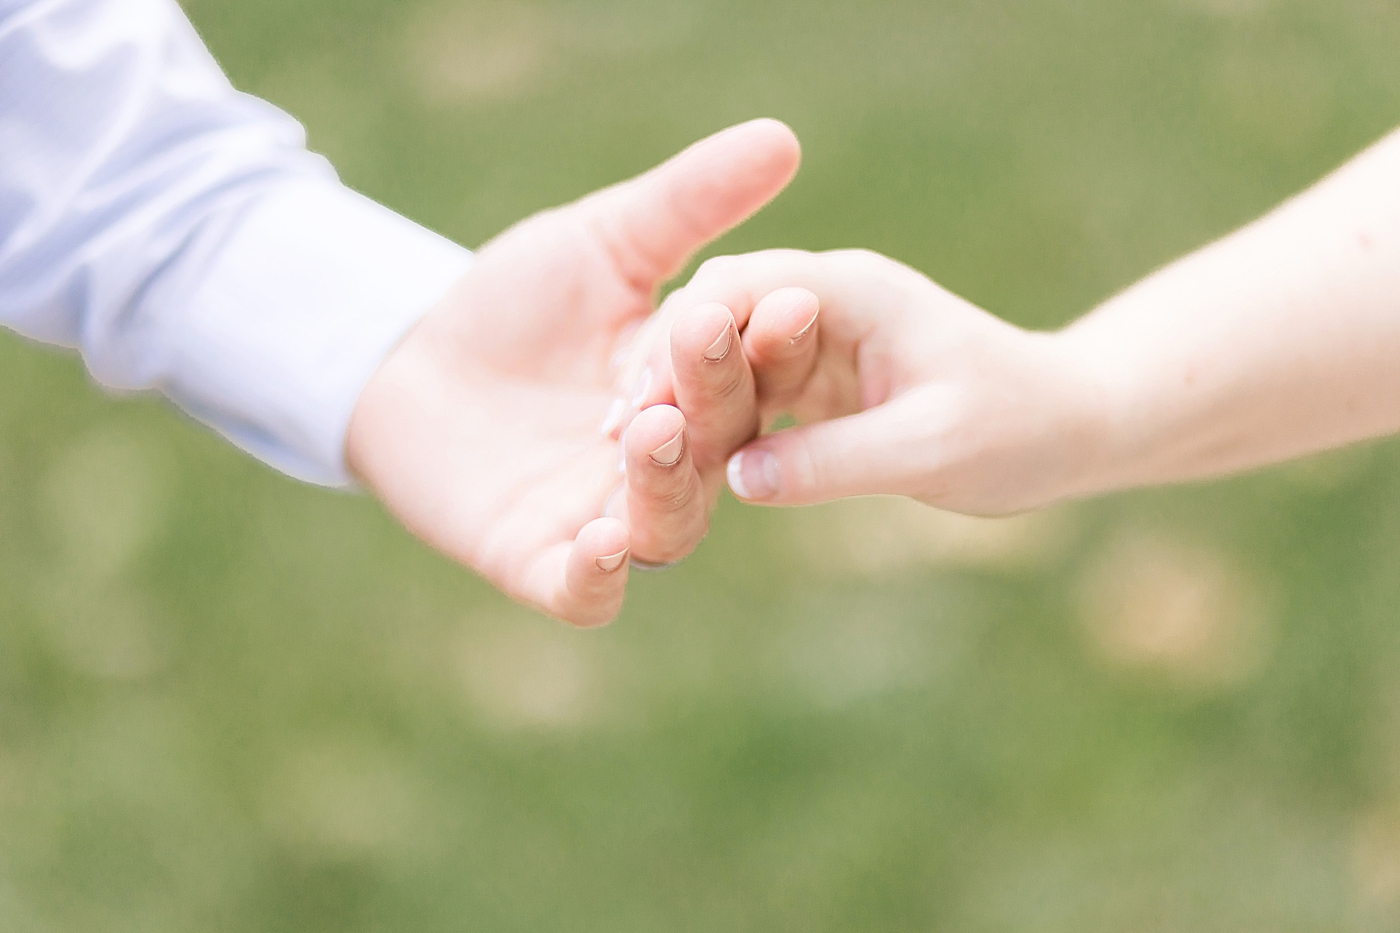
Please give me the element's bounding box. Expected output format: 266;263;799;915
1040;321;1133;503
345;274;466;489
911;324;1119;516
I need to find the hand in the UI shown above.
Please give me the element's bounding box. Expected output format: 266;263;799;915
623;248;1107;516
345;121;801;626
622;128;1400;516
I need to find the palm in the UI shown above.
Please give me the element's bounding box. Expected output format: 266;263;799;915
347;121;801;625
418;214;649;586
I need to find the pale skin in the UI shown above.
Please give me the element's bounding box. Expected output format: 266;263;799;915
620;126;1400;518
350;122;1400;627
345;120;802;628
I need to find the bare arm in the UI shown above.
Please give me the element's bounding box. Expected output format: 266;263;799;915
1063;128;1400;496
637;127;1400;514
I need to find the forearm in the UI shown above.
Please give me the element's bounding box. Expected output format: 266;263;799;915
1059;127;1400;497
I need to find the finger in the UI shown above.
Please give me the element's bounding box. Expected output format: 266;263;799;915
536;517;632;628
741;287;821;417
725;389;937;506
605;249;895;441
576;119;802;288
683;249;904;343
670;302;761;470
619;405;710;565
609;252;838;428
602;287;692;440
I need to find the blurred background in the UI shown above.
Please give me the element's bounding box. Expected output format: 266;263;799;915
4;0;1400;930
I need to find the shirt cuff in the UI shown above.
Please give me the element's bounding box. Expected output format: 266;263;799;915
158;178;473;486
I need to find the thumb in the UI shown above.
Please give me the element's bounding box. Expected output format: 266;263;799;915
725;392;939;505
576;119;802;287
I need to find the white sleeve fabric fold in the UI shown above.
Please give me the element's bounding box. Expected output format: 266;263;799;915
0;0;472;485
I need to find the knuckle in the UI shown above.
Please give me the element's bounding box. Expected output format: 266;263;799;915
657;484;695;512
832;248;884;273
642;517;709;565
757;372;803;409
694;255;738;284
704;356;750;400
644;471;699;513
757;248;807;265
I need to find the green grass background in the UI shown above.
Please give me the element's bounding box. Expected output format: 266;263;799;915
4;0;1400;930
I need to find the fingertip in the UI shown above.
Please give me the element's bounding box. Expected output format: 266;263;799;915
565;517;631;628
670;302;737;366
726;446;783;502
740;289;821;416
593;549;629;575
729;118;802;180
623;405;708;566
625;404;687;459
725;451;750;499
781;288;821;342
580;516;631;567
737;117;799;140
747;287;820;359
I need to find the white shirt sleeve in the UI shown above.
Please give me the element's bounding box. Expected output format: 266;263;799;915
0;0;473;485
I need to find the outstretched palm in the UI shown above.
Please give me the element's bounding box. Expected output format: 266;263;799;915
347;121;801;625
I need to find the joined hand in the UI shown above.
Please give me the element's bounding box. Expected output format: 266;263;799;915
347;121;801;627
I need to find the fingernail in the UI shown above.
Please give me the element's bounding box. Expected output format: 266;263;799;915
603;484;624;518
631;368;653;407
610;346;630;370
703;323;734;361
790;307;820;344
596;549;629;573
727;450;781;500
648;429;685;467
599;398;625;437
